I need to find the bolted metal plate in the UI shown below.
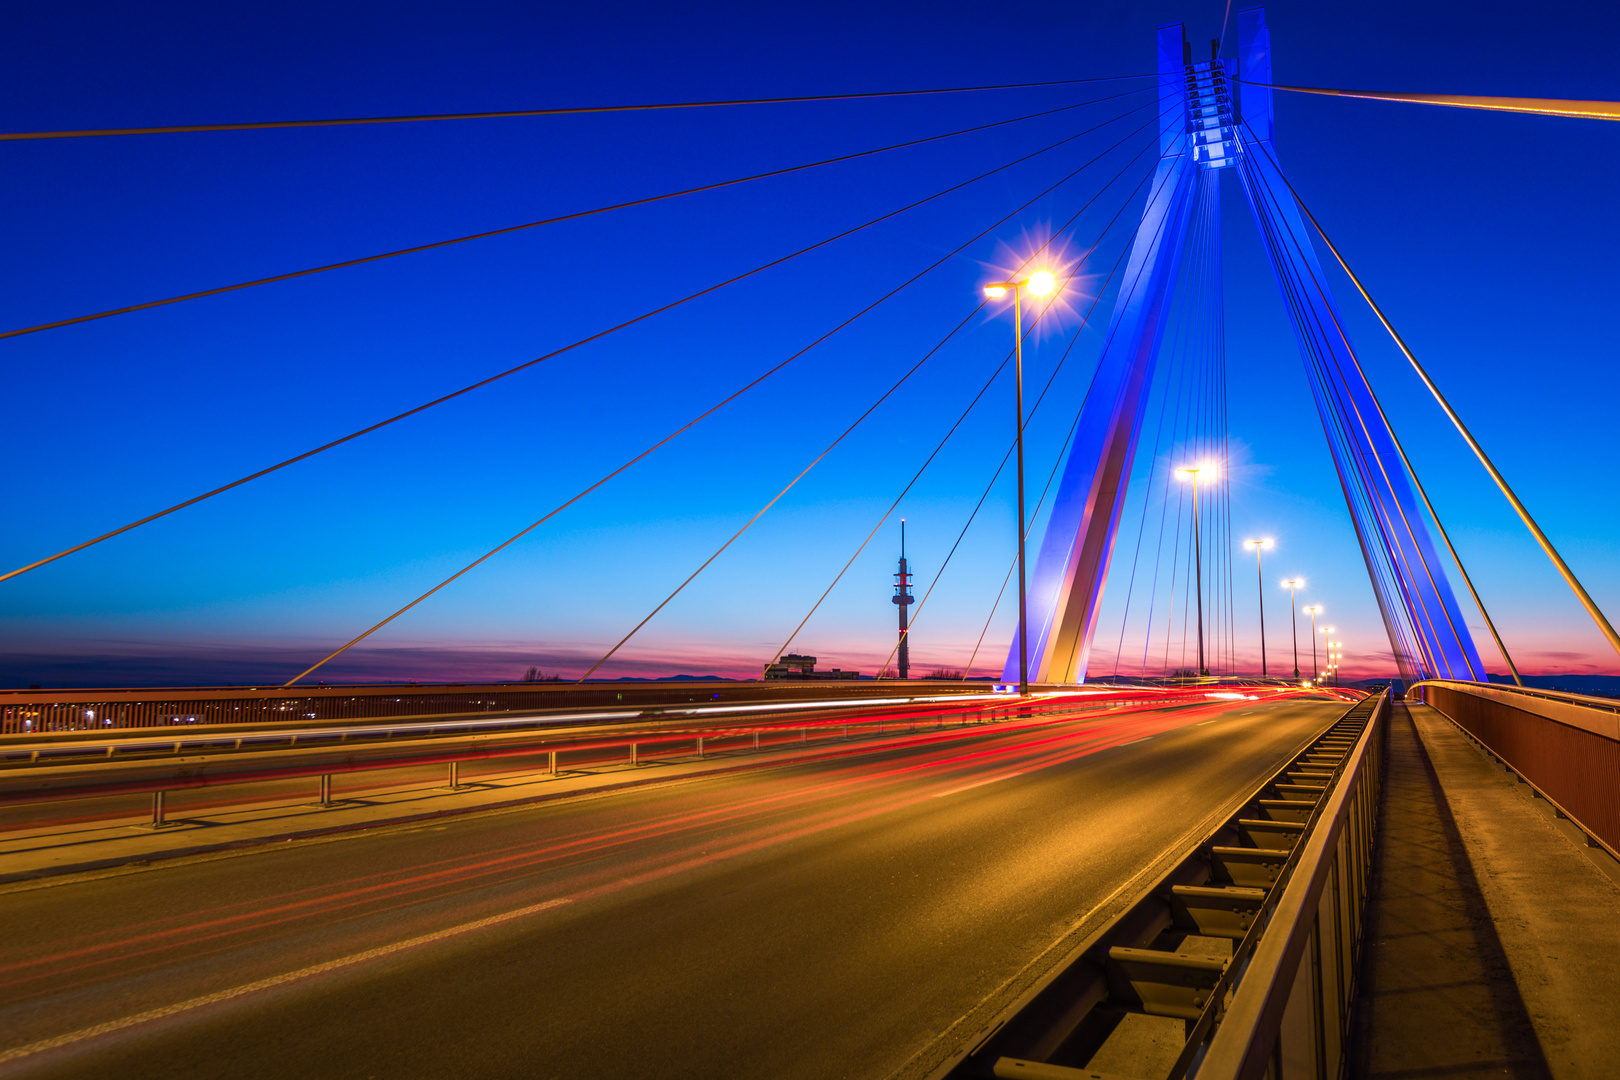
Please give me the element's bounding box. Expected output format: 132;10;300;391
1104;946;1227;1020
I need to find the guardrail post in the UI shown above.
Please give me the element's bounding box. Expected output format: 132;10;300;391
630;743;638;766
549;750;558;776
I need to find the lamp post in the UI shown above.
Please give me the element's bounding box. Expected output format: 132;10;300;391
984;269;1057;696
1176;465;1212;677
1281;578;1304;680
1245;539;1272;680
1304;605;1322;683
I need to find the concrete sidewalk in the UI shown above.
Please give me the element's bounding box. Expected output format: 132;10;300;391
1350;704;1620;1079
0;722;979;886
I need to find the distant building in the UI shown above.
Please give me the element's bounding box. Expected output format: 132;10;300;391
761;653;860;680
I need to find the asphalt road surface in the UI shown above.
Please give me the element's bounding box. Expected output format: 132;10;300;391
0;693;1348;1080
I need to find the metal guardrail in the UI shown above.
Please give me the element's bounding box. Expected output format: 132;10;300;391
932;689;1386;1080
0;678;1001;735
1410;679;1620;860
1;690;1203;826
0;691;1035;763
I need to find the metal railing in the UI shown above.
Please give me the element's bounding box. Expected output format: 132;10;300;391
932;690;1386;1080
0;678;999;735
1410;679;1620;859
3;691;1194;827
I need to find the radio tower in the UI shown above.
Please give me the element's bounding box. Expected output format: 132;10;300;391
893;520;914;679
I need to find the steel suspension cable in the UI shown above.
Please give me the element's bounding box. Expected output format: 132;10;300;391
1238;143;1432;678
575;297;996;681
964;366;1101;678
0;74;1158;141
1239;130;1526;680
871;196;1150;681
0;89;1156;342
583;98;1184;682
1244;150;1463;678
1246;128;1585;667
3;103;1158;590
1245;151;1461;678
1240;140;1475;679
1156;325;1193;677
796;106;1197;680
957;144;1192;680
960;247;1156;679
770;162;1154;675
1139;296;1194;677
1110;179;1208;678
1245;82;1620;123
285;112;1169;685
1238;150;1423;676
1158;204;1206;677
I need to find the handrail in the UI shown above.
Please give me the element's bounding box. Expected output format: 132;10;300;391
1410;677;1620;716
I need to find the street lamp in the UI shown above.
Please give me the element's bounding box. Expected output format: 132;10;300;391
1280;578;1304;680
984;269;1058;695
1245;539;1272;680
1176;464;1215;677
1304;605;1322;683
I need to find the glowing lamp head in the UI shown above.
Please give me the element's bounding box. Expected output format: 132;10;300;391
983;284;1008;298
1025;270;1057;297
1175;462;1216;482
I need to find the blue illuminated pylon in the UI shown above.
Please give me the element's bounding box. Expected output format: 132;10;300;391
1007;10;1483;684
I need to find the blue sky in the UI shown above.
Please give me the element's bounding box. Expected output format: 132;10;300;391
1;0;1616;687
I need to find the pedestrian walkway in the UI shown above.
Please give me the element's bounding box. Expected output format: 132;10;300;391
1350;703;1620;1079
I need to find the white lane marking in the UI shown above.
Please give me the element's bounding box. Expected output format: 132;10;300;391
1116;736;1154;746
931;772;1024;798
0;897;573;1065
1195;720;1217;726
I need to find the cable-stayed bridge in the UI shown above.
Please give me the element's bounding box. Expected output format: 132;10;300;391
2;7;1619;1079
